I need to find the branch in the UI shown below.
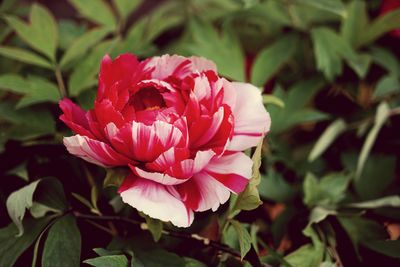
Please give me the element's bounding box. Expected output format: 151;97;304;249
73;211;241;259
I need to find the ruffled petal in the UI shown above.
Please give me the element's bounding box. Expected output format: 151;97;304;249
119;174;193;227
227;82;271;151
203;152;252;193
63;135;131;167
177;172;230;212
59;98;95;138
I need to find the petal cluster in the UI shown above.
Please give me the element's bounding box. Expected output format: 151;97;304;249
60;54;270;227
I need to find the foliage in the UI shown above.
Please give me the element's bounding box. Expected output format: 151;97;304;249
0;0;399;266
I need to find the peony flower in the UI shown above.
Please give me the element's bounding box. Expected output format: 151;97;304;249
60;54;270;227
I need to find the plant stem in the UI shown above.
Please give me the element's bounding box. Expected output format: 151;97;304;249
54;66;67;98
73;211;241;258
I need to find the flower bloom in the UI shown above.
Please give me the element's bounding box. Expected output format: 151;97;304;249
60;54;270;227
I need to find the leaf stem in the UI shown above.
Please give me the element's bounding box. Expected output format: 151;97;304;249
54;66;67;98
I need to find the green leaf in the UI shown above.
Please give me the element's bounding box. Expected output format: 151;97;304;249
251;34;298;87
361;9;400;46
0;74;60;107
60;26;112;69
0;46;52;69
308;207;337;225
69;39;118;96
338;216;387;257
133;249;186;267
186;19;245;81
0;218;52;267
340;0;368;48
308;119;347;162
348;195;400;209
84;255;129;267
34;177;68;212
365;240;400;259
268;79;327;133
373;75;400;99
233;141;263;212
142;214;163;242
58;20;87;51
294;0;346;17
6;180;41;236
303;172;350;207
183;257;207;267
68;0;116;28
284;244;323;267
353;154;396;200
103;168;128;188
230;220;252;260
263;94;285;108
5;4;58;61
259;169;295;203
0;101;56;139
356;102;390;179
370;46;400;75
112;0;142;21
42;214;81;267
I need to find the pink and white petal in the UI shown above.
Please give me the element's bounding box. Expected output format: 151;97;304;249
177;173;230;212
166;150;215;179
204;152;252;193
59;98;95;138
189;56;218;73
119;175;193;227
153;120;185;149
130;165;190;185
227;82;271;151
146;147;190;172
144;55;191;80
63;135;131;167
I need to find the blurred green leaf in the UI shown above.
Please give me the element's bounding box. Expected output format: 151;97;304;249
308;206;337;225
348;195;400;209
142;214;163;242
263;94;285;108
251;34;298;86
68;0;116;28
356;102;390;179
338;216;387;257
0;101;56;139
370;46;400;76
340;0;368;48
42;214;81;267
5;4;58;61
58;20;87;51
0;218;52;267
294;0;346;17
112;0;142;21
183;257;207;267
303;172;350;207
342;153;396;200
365;240;400;259
268;79;328;133
185;19;245;81
373;75;400;99
259;169;295;203
69;39;118;96
6;180;41;236
133;249;186;267
0;46;52;69
308;119;347;162
84;255;129;267
60;27;112;69
230;220;251;260
360;9;400;46
284;243;323;267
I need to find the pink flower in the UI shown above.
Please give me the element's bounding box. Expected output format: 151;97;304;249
60;54;270;227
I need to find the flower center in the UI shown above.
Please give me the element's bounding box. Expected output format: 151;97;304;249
131;87;166;112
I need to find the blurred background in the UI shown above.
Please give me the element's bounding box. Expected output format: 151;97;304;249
0;0;399;266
